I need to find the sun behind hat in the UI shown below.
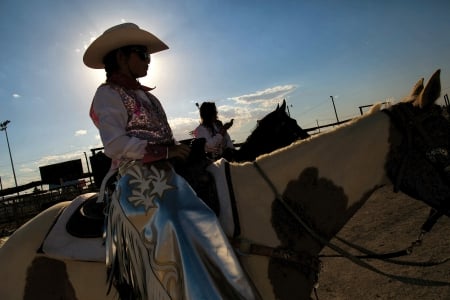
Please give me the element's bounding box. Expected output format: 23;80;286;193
83;23;169;69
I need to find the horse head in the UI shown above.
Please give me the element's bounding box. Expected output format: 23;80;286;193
384;69;450;216
235;99;310;161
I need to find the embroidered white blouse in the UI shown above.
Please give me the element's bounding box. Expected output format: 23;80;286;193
90;85;174;167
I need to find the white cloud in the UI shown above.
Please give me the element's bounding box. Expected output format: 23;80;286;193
18;166;35;173
231;85;297;106
12;93;20;98
26;152;86;175
75;130;87;136
168;117;199;140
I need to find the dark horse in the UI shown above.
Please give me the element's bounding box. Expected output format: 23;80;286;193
229;99;309;162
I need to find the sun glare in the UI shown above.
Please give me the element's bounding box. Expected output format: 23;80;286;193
141;53;173;89
83;68;105;87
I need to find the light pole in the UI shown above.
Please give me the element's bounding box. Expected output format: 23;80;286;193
330;96;340;123
0;120;18;189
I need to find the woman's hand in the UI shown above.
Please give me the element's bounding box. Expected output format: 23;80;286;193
223;119;234;130
219;119;233;135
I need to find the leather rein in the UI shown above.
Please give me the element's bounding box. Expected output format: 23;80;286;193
382;104;450;195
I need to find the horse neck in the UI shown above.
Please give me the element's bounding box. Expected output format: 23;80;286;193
234;144;257;162
229;111;392;248
234;132;264;162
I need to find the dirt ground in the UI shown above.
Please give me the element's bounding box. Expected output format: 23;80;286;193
315;185;450;300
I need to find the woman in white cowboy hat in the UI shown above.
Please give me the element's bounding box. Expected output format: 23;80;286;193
84;23;259;300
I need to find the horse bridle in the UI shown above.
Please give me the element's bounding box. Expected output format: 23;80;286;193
382;104;450;195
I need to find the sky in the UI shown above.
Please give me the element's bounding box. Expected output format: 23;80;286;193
1;0;450;190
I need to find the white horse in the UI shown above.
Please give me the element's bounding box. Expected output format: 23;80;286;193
1;69;448;299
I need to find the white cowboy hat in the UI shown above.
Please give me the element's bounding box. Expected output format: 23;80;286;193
83;23;169;69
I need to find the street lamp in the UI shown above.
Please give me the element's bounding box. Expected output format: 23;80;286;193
0;120;18;189
330;96;340;123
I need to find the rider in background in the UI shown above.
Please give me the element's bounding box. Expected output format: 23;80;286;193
193;102;235;160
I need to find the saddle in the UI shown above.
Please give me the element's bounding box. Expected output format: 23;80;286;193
42;193;106;262
66;194;105;238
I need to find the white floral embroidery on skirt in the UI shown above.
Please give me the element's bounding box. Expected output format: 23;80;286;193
106;160;260;300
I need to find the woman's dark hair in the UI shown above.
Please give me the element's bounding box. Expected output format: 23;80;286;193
103;49;120;80
200;102;219;135
200;102;217;124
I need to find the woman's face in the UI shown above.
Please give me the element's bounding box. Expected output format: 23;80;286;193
118;46;151;79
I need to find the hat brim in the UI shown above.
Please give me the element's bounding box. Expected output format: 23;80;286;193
83;24;169;69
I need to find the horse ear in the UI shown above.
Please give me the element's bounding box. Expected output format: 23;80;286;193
414;69;441;109
409;78;424;98
280;99;286;112
402;78;424;104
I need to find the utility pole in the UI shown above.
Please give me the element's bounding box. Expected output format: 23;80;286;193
0;120;18;189
0;176;3;201
330;96;340;123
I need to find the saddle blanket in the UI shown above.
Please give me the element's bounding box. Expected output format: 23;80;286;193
42;193;106;262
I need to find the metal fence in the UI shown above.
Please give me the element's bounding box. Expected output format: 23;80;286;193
0;185;97;235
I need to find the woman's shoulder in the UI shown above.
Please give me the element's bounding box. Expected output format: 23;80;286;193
94;83;111;93
94;83;121;97
195;123;206;129
193;124;205;131
93;84;123;107
193;124;209;136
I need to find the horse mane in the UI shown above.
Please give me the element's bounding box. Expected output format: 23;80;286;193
367;103;384;114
